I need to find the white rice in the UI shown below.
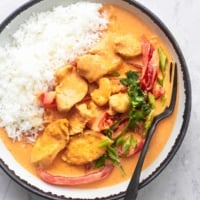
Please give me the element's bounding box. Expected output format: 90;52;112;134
0;2;108;142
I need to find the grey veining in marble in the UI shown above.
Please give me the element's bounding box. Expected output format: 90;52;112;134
0;0;199;200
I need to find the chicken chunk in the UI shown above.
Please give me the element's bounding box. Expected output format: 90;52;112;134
77;54;121;83
91;78;112;106
68;107;89;136
54;64;73;84
62;130;111;165
75;102;97;119
109;93;130;113
77;34;122;83
109;78;127;94
114;35;142;58
77;101;107;131
68;101;101;135
55;69;88;112
31;119;69;169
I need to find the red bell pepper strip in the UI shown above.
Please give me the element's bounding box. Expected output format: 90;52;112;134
36;165;114;186
40;91;56;109
140;37;159;92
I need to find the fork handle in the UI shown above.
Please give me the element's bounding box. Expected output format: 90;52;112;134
124;118;158;200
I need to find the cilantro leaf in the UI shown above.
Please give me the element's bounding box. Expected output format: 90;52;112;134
120;71;152;130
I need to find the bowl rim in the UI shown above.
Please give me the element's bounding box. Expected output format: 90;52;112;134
0;0;192;199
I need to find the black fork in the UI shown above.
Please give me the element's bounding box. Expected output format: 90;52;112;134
124;63;178;200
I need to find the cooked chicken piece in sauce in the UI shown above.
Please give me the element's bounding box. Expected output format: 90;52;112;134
68;110;88;136
109;93;130;113
91;77;112;106
75;102;98;119
109;78;127;94
54;64;73;84
76;101;110;132
76;34;122;83
82;101;109;131
77;53;121;83
31;119;69;169
68;102;100;135
55;69;88;112
62;130;111;165
114;34;142;58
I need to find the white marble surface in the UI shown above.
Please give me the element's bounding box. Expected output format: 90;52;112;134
0;0;199;199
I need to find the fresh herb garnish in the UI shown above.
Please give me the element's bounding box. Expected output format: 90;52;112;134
107;71;121;77
157;48;167;86
107;146;120;164
103;120;121;138
95;154;107;168
158;48;167;76
122;135;137;155
118;164;126;176
96;71;153;169
95;144;120;168
120;71;152;130
98;139;113;148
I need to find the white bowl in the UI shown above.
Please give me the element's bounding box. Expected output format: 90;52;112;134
0;0;191;199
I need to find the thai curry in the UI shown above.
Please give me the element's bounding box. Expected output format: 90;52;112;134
0;4;178;188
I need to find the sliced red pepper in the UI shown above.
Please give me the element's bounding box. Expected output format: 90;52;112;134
36;165;114;186
141;37;153;79
140;37;159;92
40;91;57;109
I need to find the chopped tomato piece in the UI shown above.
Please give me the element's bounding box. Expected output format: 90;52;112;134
98;112;115;130
40;91;56;109
89;110;116;132
152;83;165;99
36;165;114;186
